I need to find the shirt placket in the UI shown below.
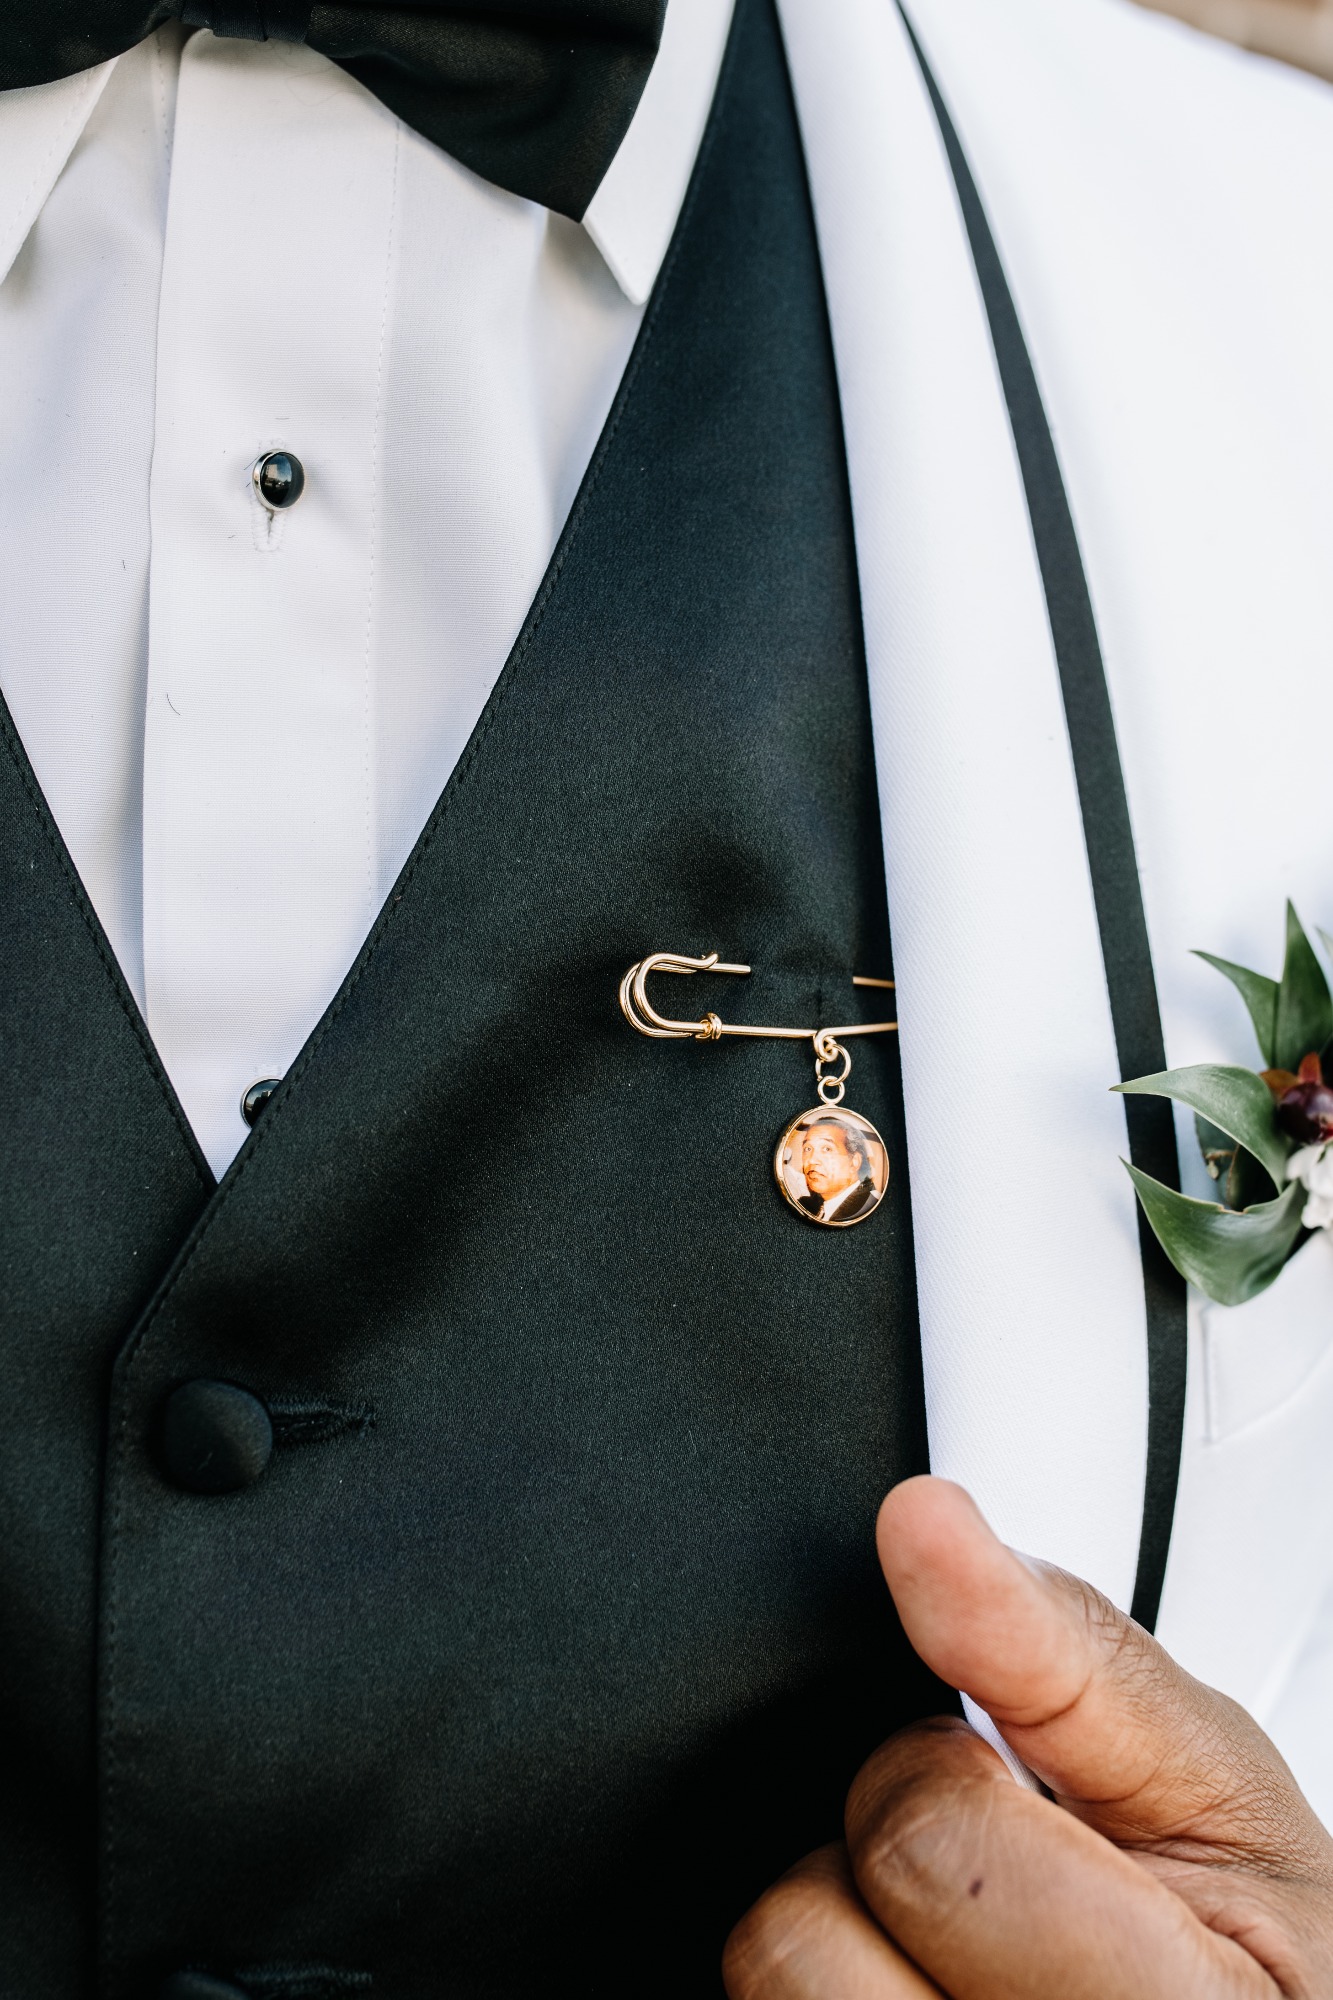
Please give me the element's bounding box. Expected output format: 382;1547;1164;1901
142;30;399;1177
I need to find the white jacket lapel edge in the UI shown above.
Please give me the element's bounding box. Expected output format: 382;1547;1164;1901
777;0;1149;1606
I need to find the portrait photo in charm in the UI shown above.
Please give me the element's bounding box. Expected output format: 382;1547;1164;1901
775;1106;889;1226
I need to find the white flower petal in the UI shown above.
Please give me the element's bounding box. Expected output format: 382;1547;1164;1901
1287;1143;1331;1191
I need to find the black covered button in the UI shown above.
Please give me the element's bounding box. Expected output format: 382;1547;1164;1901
158;1974;249;2000
252;449;305;511
241;1076;281;1127
161;1380;273;1495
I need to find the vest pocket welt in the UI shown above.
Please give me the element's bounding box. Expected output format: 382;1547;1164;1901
1159;1245;1333;1755
1200;1229;1333;1444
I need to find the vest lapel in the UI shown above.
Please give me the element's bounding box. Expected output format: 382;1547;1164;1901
780;0;1153;1610
0;693;211;1991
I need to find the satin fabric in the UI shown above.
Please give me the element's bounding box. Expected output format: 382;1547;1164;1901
0;0;666;215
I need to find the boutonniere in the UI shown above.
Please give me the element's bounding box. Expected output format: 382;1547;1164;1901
1114;903;1333;1307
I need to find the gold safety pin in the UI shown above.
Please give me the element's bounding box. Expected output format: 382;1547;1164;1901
618;951;897;1046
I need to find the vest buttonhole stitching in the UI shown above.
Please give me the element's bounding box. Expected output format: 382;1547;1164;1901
220;1966;373;1999
267;1397;376;1449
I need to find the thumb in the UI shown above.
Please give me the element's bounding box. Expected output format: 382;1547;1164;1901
877;1475;1305;1854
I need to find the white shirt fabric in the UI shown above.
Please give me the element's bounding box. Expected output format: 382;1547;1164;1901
0;2;732;1177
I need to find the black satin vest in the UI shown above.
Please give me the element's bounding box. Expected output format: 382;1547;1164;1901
0;3;941;1993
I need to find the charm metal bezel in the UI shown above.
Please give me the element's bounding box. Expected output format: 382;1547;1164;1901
773;1103;890;1227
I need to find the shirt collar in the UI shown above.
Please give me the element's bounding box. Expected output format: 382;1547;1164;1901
820;1177;867;1221
0;61;113;286
584;0;736;306
0;0;735;306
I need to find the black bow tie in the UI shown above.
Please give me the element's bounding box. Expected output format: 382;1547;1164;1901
0;0;666;218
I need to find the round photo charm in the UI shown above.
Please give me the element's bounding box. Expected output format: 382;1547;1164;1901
774;1104;889;1228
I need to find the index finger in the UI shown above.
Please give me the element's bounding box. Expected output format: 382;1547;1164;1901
724;1845;943;2000
843;1717;1276;2000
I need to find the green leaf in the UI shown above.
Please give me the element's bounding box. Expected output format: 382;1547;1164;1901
1114;1063;1288;1189
1124;1167;1305;1307
1192;952;1278;1065
1273;902;1333;1073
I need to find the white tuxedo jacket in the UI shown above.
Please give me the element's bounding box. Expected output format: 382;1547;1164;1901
777;0;1333;1816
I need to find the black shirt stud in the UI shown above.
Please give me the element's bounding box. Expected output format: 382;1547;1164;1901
252;449;306;511
241;1077;282;1128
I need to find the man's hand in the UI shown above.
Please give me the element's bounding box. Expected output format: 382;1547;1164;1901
723;1476;1333;1998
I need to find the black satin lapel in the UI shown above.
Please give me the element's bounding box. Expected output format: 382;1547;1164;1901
897;6;1187;1632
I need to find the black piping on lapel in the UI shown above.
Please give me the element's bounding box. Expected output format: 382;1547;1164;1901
898;8;1188;1633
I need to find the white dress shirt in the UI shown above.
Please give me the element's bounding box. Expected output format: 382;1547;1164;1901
0;1;732;1176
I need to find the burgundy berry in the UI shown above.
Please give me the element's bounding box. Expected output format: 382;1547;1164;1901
1277;1080;1333;1145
